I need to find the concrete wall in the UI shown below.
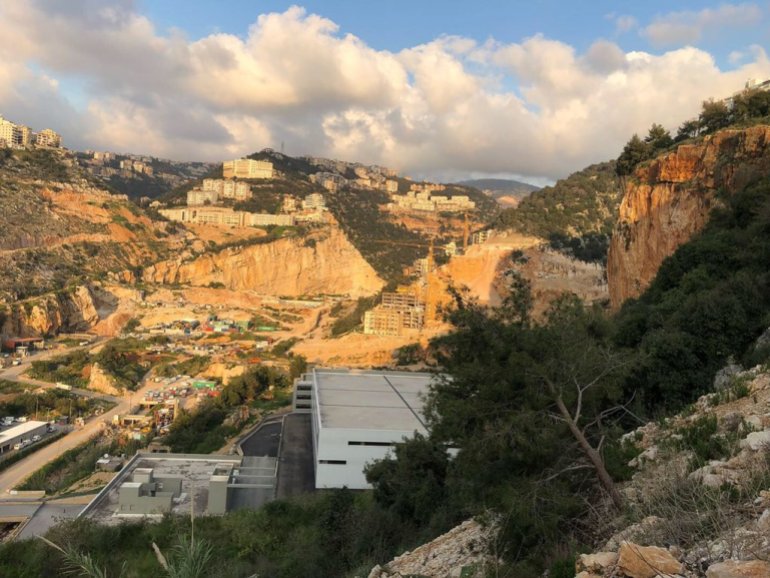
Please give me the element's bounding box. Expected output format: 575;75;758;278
315;426;416;490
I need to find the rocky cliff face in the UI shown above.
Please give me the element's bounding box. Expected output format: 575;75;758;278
143;227;384;298
0;285;100;338
607;125;770;308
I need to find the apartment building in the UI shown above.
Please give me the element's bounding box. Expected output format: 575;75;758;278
222;158;274;179
0;117;31;148
35;128;62;148
186;189;219;206
222;180;252;200
302;193;326;211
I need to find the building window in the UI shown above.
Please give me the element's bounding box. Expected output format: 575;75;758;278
347;441;394;447
319;459;347;465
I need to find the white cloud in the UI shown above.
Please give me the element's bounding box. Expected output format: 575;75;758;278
642;3;762;47
0;1;769;181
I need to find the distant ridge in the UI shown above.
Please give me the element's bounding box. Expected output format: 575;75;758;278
457;179;540;196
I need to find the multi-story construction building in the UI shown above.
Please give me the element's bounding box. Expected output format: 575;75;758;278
222;158;274;179
35;128;62;148
363;291;425;336
471;230;491;245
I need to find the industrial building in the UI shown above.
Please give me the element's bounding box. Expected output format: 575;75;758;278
294;368;435;489
81;452;278;522
0;421;48;454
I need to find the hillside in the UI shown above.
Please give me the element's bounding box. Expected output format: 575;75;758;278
608;124;770;307
457;178;539;207
494;161;622;262
0;149;181;303
73;151;213;200
161;149;498;282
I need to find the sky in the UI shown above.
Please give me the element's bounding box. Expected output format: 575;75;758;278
1;1;769;183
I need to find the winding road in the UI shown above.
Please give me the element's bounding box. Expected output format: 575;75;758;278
0;345;153;495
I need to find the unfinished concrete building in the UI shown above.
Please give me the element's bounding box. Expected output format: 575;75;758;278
363;291;425;336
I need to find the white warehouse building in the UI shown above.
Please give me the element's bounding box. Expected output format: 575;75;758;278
295;368;435;490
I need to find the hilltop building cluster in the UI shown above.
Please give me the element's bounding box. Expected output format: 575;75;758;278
307;157;398;194
0;115;61;149
303;155;475;214
388;190;476;213
79;151;211;189
165;156;328;228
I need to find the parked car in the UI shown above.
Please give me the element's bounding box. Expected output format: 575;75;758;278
12;443;21;451
31;435;41;442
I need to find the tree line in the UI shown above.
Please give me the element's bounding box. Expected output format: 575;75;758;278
617;86;770;177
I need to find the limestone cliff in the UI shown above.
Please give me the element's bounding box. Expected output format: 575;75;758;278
143;227;384;298
608;125;770;308
0;285;100;338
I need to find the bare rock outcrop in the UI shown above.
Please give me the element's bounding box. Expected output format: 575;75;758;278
366;519;498;578
616;541;683;578
608;125;770;308
88;362;121;396
706;560;770;578
0;284;100;338
143;227;384;298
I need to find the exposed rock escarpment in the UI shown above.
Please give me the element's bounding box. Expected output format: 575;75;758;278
0;285;100;338
607;125;770;308
143;227;384;298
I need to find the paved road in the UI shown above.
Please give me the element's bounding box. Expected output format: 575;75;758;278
0;341;117;401
276;413;314;499
240;420;283;458
0;374;156;496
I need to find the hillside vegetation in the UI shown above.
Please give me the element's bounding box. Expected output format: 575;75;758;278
496;162;622;263
0;150;176;300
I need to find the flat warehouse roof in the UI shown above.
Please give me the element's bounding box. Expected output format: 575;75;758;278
0;421;47;443
313;369;434;432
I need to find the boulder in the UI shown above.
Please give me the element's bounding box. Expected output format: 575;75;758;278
706;560;770;578
617;542;683;578
757;508;770;532
740;430;770;451
714;363;743;391
721;412;743;432
576;551;618;573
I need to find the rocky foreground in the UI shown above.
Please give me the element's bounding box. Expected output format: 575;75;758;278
367;345;770;578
